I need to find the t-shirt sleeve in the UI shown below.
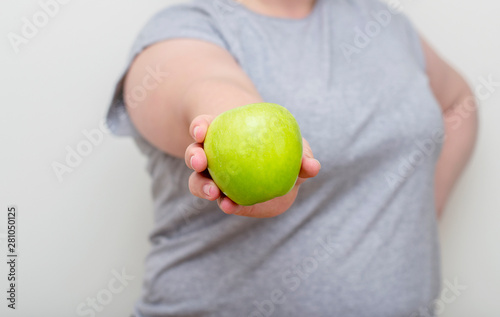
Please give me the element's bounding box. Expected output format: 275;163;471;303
390;7;426;71
106;3;230;137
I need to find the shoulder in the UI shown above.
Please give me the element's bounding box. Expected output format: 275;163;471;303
130;0;234;61
143;0;232;28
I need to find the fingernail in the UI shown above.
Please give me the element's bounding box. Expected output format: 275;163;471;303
314;159;321;168
203;184;211;196
193;126;199;140
190;156;195;168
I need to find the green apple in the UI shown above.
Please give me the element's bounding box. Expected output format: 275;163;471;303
204;103;303;206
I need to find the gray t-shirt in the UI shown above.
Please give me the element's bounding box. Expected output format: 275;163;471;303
107;0;444;316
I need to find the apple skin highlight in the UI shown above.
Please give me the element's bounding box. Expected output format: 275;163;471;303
204;103;303;206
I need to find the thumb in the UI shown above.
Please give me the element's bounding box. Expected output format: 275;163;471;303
298;138;321;179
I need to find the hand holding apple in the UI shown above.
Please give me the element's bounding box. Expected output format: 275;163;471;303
184;104;321;218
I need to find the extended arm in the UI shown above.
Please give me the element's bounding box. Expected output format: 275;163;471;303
124;39;320;217
124;39;262;158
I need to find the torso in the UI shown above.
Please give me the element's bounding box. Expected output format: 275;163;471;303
132;0;444;315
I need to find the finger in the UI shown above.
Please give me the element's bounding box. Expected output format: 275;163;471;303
189;114;214;143
302;138;315;160
188;172;220;201
185;143;207;172
299;138;321;179
217;196;242;215
298;156;321;179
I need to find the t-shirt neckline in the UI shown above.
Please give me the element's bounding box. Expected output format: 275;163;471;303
233;0;323;24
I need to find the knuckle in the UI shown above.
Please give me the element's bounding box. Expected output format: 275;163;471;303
188;174;198;195
185;143;195;155
185;151;192;166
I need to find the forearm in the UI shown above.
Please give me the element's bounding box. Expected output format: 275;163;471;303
124;39;262;158
434;86;478;217
182;78;262;128
127;78;261;158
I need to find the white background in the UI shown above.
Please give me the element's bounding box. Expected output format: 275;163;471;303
0;0;498;316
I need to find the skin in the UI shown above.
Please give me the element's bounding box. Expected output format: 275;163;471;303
124;0;477;218
421;38;478;218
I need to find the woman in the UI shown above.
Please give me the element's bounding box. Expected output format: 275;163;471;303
107;0;477;315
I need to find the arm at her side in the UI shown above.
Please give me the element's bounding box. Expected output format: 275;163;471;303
421;38;478;218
